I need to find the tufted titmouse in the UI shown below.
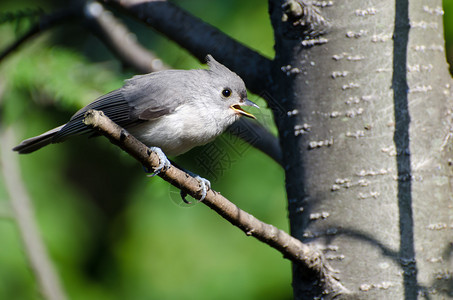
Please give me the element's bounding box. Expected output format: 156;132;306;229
13;55;259;199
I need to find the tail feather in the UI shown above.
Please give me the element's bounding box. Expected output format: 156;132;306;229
13;125;65;154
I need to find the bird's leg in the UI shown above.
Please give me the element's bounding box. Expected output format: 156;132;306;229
169;161;211;203
179;170;211;203
145;147;171;176
143;148;210;203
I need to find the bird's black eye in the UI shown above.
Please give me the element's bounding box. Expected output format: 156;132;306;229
222;88;232;98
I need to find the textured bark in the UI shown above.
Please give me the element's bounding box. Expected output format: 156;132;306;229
269;0;453;299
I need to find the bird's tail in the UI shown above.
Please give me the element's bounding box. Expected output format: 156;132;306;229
13;125;64;154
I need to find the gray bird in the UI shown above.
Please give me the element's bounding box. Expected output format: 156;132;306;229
13;55;258;200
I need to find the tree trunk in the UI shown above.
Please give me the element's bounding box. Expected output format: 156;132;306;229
269;0;453;298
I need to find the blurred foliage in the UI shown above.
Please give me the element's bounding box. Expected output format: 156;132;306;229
2;1;453;300
0;1;289;300
444;0;453;73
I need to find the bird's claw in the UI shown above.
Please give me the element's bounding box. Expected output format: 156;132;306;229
195;175;211;201
180;174;211;203
146;147;171;177
144;149;210;203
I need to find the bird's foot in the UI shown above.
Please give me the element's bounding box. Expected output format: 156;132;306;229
180;172;211;203
146;147;171;177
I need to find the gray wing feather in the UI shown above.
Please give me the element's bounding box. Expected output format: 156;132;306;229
123;71;189;120
52;70;189;142
52;90;133;141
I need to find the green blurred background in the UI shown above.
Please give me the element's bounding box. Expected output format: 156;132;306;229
0;1;452;299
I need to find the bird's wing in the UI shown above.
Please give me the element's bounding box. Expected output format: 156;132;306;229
122;71;187;121
52;71;188;142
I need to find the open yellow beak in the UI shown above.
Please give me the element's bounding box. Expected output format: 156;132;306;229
230;99;259;119
230;104;256;119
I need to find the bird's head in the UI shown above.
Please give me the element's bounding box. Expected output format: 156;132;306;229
205;55;259;120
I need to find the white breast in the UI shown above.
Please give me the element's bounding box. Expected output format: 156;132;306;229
127;103;238;156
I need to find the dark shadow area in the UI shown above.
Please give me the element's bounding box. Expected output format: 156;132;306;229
392;0;418;298
62;137;141;281
324;228;453;299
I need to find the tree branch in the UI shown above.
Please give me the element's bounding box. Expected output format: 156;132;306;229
0;7;78;62
83;109;349;297
0;127;67;300
102;0;272;95
227;118;282;165
83;2;168;73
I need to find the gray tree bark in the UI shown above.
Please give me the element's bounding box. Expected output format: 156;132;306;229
269;0;453;298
